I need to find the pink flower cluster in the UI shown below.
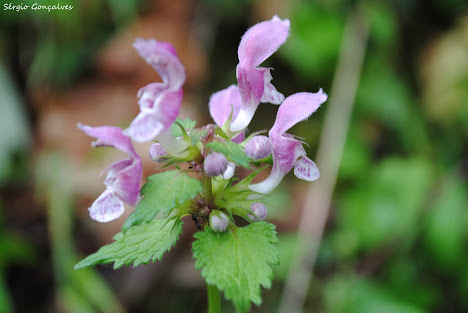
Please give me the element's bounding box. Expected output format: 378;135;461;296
79;16;326;223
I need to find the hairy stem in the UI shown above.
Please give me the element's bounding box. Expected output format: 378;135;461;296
202;173;213;205
207;284;220;313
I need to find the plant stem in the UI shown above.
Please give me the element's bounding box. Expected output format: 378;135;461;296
202;173;213;204
207;284;220;313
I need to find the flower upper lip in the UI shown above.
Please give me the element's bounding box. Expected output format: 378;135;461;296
123;39;186;143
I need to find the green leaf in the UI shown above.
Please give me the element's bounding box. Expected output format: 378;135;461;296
214;126;229;140
193;222;279;313
214;167;266;217
75;218;183;269
171;118;196;137
207;140;251;168
190;128;209;145
123;170;202;231
424;176;468;270
338;157;433;251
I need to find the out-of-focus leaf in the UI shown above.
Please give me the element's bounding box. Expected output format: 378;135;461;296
0;64;31;184
419;17;468;126
356;58;412;130
385;257;440;309
363;2;399;49
199;0;250;19
339;126;371;180
281;3;343;81
424;176;468;271
0;272;12;313
0;233;35;268
36;152;125;313
60;285;97;313
337;157;433;251
324;275;428;313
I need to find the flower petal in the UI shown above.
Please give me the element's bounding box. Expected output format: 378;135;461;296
126;39;186;142
222;162;236;179
88;189;125;222
260;69;284;104
244;135;272;160
233;16;290;132
103;159;133;186
79;124;143;217
78;124;138;157
237;15;290;68
232;131;245;143
123;112;165;143
294;156;320;181
209;85;242;127
270;90;327;137
133;38;185;90
137;82;167;109
110;159;142;206
250;137;305;195
249;90;326;194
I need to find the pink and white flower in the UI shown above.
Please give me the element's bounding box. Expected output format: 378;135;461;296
231;15;290;132
79;124;143;222
124;39;186;143
249;90;327;195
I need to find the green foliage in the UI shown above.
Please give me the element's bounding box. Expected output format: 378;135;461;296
37;152;125;313
123;170;202;231
190;128;209;144
0;233;35;268
323;276;427;313
338;126;371;181
213;168;264;217
193;222;279;313
424;176;468;271
171;118;197;137
337;157;433;252
207;140;251;168
281;3;343;81
0;272;12;313
76;218;183;269
0;65;31;185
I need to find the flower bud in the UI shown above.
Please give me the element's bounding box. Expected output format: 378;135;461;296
244;136;272;160
149;143;168;163
204;152;228;176
209;210;229;232
247;203;267;221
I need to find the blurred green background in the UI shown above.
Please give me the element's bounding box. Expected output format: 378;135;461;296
0;0;467;312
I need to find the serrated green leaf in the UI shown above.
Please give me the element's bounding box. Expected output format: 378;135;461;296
207;140;251;168
190;128;209;144
75;218;183;269
193;222;279;313
123;170;202;231
171;118;196;137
